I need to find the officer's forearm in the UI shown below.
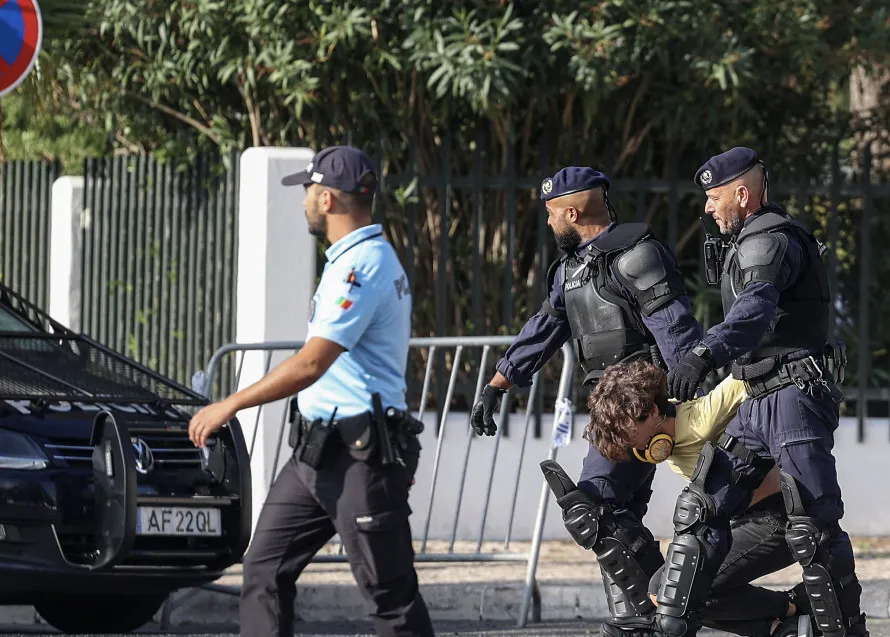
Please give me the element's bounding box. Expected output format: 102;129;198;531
225;341;343;412
702;283;779;367
489;372;512;391
640;297;703;369
225;358;317;412
496;313;571;388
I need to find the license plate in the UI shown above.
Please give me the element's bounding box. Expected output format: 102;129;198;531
136;506;222;537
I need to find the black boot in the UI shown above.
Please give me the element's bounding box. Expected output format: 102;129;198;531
845;613;870;637
772;615;813;637
601;615;656;637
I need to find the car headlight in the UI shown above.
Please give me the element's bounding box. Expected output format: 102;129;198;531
0;429;49;470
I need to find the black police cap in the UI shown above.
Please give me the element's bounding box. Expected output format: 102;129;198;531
694;147;761;191
540;167;611;202
281;145;377;193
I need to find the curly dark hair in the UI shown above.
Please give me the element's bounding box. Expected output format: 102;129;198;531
584;361;669;462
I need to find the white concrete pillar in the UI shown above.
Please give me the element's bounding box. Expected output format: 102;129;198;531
49;176;84;332
234;147;317;534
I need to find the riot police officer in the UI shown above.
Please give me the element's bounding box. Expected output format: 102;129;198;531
650;147;866;637
188;146;434;637
470;167;703;634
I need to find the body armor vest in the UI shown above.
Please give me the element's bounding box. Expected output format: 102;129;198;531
720;210;830;380
561;224;661;384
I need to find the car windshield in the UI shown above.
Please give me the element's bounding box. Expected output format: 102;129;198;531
0;299;204;405
0;306;36;333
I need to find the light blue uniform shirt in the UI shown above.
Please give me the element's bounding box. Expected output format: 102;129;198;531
297;224;412;422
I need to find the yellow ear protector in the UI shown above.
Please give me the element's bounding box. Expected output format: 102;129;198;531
632;433;675;464
631;404;676;463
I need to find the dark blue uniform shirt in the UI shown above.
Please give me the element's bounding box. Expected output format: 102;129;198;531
495;224;702;387
494;224;702;512
700;210;810;369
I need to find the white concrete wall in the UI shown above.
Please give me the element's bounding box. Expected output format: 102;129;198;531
412;413;890;540
49;176;84;331
232;147;317;534
252;410;890;541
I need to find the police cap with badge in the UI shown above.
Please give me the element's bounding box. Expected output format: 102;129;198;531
540;166;616;221
282;145;378;193
694;147;767;193
694;147;770;284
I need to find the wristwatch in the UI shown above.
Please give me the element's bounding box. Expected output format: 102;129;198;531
692;343;712;361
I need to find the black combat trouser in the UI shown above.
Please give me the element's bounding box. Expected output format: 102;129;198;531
240;429;433;637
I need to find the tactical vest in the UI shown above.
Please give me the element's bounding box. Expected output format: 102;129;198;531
720;210;830;380
560;224;661;384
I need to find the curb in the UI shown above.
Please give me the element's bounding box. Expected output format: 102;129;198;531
2;581;888;630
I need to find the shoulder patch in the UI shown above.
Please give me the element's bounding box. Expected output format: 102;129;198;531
345;268;362;290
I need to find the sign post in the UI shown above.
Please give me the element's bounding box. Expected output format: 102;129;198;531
0;0;44;97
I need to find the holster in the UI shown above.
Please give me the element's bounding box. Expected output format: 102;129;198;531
372;393;397;466
287;396;301;449
298;418;336;470
337;412;376;462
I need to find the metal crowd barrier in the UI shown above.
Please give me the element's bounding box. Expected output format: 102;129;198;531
161;336;575;628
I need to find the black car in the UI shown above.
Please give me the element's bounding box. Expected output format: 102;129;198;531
0;283;251;633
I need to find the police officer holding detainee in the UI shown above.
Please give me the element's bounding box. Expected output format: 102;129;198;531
647;147;867;637
581;360;811;637
188;146;434;637
470;167;703;635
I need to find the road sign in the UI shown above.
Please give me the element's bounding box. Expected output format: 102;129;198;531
0;0;44;97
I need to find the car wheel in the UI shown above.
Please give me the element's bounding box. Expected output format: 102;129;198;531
35;593;168;634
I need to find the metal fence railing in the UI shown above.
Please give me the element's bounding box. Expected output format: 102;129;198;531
0;159;62;310
80;153;240;390
161;336;575;628
4;138;890;434
342;136;890;439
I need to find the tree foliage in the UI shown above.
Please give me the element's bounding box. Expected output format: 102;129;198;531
6;0;890;387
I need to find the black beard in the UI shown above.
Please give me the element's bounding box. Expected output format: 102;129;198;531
554;227;583;253
307;215;327;238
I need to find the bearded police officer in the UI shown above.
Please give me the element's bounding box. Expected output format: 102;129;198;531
470;167;703;635
650;147;865;637
188;146;434;637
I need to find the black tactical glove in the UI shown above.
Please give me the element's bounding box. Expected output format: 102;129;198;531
667;344;715;402
470;384;506;436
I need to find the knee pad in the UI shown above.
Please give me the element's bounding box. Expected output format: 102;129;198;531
656;445;720;622
598;530;661;617
782;472;863;637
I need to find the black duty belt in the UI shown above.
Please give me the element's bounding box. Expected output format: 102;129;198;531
742;353;843;402
289;400;425;470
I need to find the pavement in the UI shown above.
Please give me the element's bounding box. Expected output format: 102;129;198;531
3;538;890;632
3;623;890;636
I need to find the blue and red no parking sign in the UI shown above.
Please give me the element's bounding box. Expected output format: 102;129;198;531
0;0;43;97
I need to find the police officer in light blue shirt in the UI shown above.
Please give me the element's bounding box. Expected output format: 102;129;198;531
297;221;412;423
188;145;434;637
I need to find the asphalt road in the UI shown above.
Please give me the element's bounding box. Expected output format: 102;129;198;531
5;620;890;636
